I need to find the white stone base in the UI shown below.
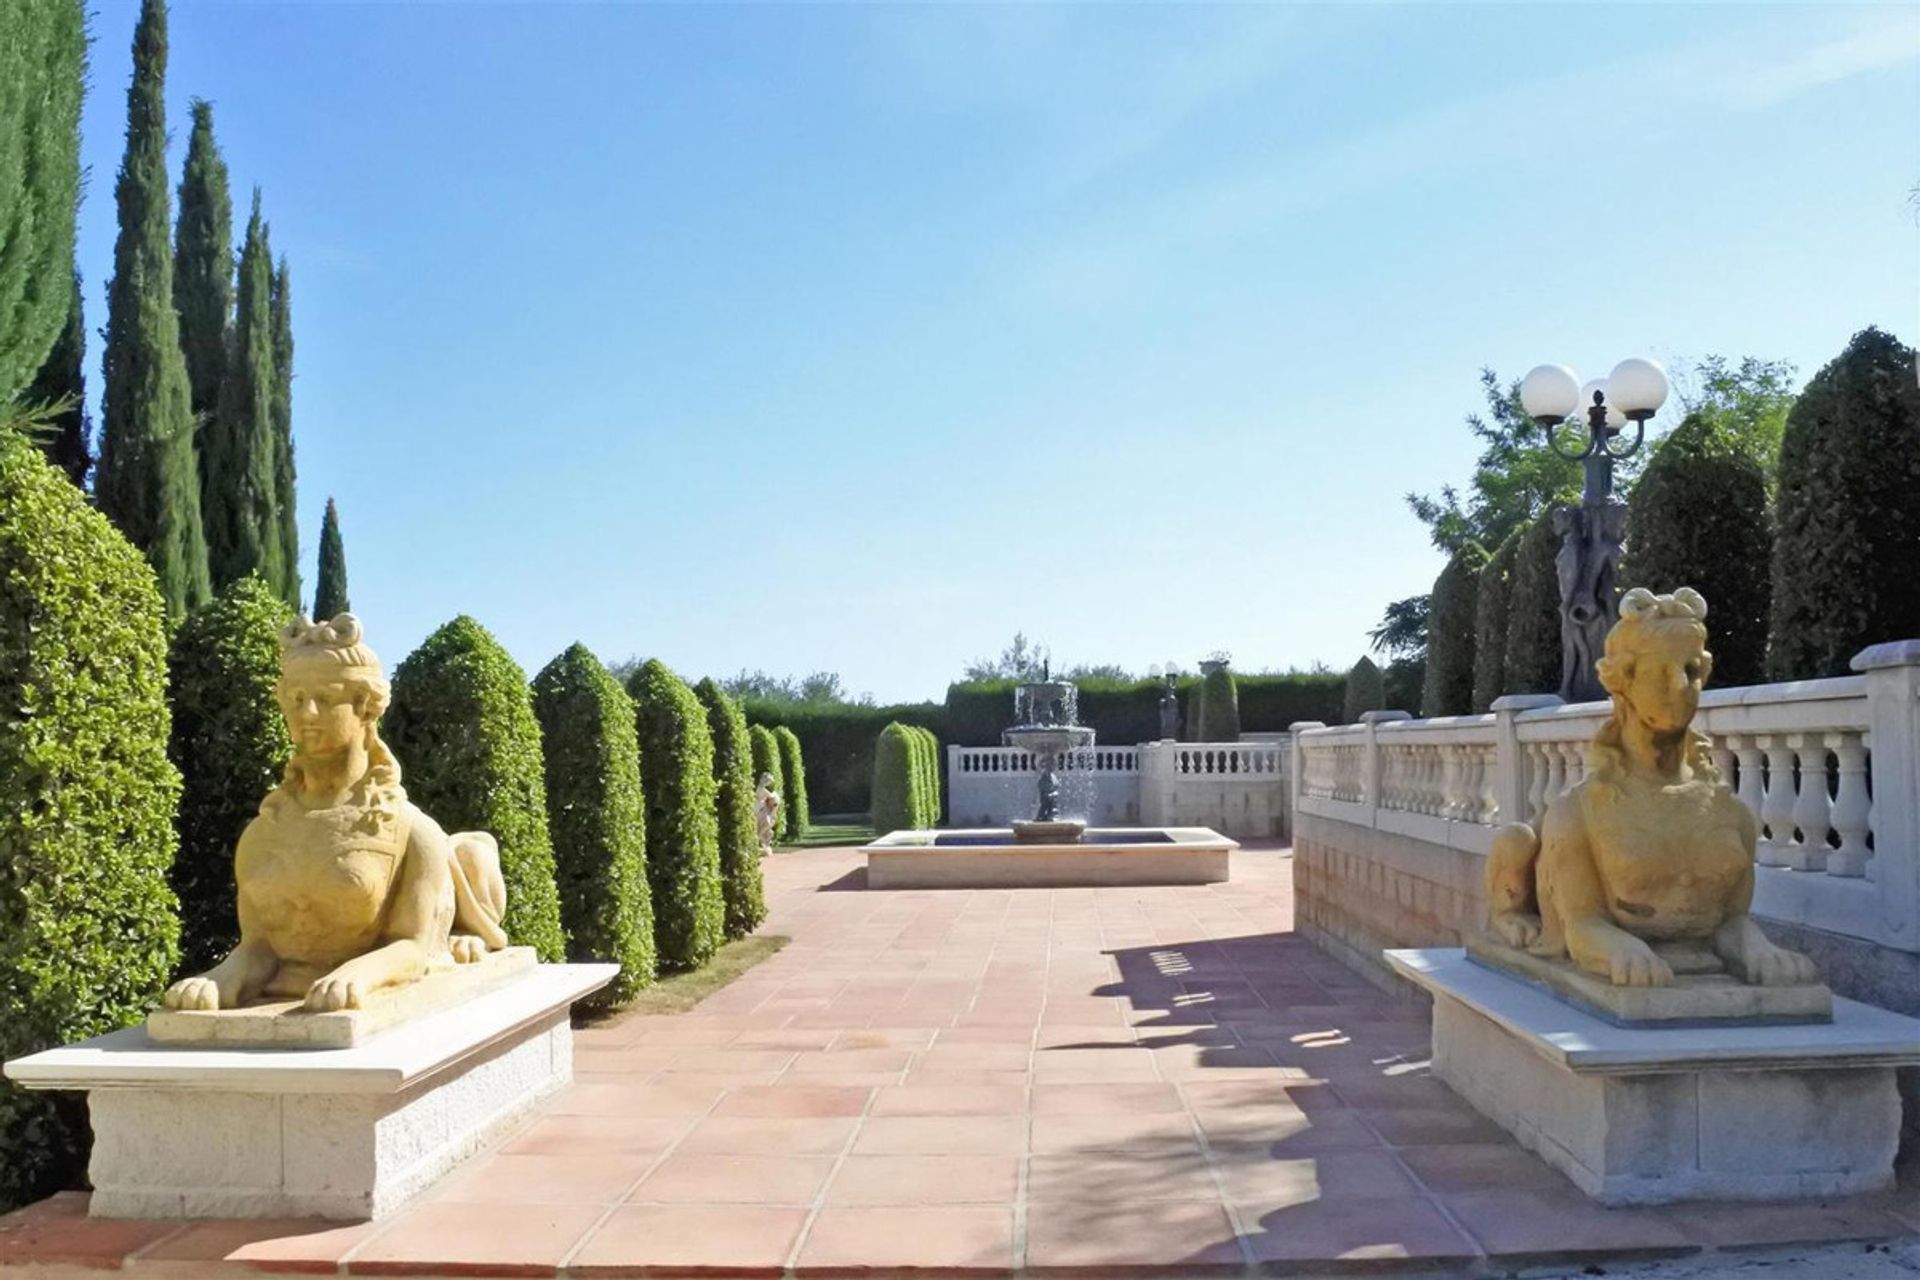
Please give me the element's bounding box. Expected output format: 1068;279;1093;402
1387;948;1920;1205
4;963;615;1220
864;827;1234;889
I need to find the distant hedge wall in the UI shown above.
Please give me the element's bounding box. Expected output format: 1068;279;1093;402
741;700;942;816
1470;534;1517;713
1421;547;1483;717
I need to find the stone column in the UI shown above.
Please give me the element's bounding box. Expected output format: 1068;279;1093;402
1138;740;1173;827
1490;694;1562;830
1853;640;1920;951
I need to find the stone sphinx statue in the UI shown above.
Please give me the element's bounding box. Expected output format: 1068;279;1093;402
163;614;511;1017
754;772;783;856
1480;587;1824;1019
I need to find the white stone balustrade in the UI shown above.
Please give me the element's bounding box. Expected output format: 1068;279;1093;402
1291;640;1920;954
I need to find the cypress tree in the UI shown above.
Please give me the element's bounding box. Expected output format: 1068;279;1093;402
95;0;211;620
626;660;724;970
167;575;292;974
21;270;91;485
314;496;350;618
1421;547;1483;717
1503;516;1561;697
1769;327;1920;679
0;0;85;406
203;193;278;591
1343;656;1385;723
1470;533;1518;712
173;99;231;432
693;679;768;939
268;254;299;608
531;644;654;1005
749;722;784;840
385;616;568;962
773;725;809;838
1625;414;1772;687
1197;666;1241;741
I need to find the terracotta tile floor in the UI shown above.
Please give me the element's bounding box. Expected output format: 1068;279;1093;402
4;841;1919;1277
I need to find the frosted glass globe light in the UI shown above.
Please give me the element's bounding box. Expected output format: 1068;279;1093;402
1579;379;1626;429
1608;357;1669;420
1519;364;1581;422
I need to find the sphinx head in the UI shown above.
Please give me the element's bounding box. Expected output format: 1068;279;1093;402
277;614;390;758
1595;588;1712;736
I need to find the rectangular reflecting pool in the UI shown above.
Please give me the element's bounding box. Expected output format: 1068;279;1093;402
931;830;1175;848
863;827;1234;889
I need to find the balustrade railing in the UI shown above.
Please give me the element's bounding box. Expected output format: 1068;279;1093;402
952;745;1140;774
1172;742;1285;777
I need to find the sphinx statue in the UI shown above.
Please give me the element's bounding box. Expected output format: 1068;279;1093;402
1480;588;1824;1017
163;614;510;1016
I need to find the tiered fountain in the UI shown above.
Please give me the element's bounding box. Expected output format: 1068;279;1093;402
1003;667;1094;843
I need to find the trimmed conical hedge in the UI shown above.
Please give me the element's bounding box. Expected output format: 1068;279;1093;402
1197;666;1241;741
0;433;182;1210
1470;533;1518;712
167;575;293;974
1770;327;1920;679
627;660;724;970
750;722;784;841
1421;546;1483;717
912;726;942;825
531;644;654;1004
385;615;566;961
694;678;767;940
773;725;809;837
1503;516;1561;697
1343;656;1385;723
1625;414;1772;687
872;722;923;833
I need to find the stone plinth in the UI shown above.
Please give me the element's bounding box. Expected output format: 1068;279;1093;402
864;827;1233;889
1466;936;1832;1027
4;963;615;1220
1387;947;1920;1205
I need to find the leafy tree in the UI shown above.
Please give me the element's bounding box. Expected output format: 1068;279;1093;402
1670;355;1796;475
1421;547;1483;716
0;432;181;1209
1770;327;1920;678
95;0;211;620
773;725;809;837
314;496;349;618
167;575;292;973
1368;595;1429;665
962;631;1051;682
20;271;90;485
385;615;567;961
531;644;654;1004
626;660;724;970
1407;368;1584;555
1342;656;1385;723
1503;515;1562;697
718;668;870;706
1470;533;1518;712
749;722;784;835
0;0;85;406
268;253;298;608
173;99;231;430
693;678;767;939
203;193;279;591
1624;414;1772;686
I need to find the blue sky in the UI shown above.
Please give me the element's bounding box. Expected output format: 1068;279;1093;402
73;2;1919;704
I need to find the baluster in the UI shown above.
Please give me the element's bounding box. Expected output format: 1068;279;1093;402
1785;735;1831;871
1544;744;1567;810
1479;744;1499;823
1424;745;1442;815
1733;737;1764;830
1525;745;1548;824
1828;733;1873;877
1710;738;1735;785
1757;735;1795;868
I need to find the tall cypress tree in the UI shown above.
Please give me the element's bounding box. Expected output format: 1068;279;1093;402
203;192;277;591
268;254;299;608
313;496;349;618
173;99;231;435
21;271;91;486
95;0;211;619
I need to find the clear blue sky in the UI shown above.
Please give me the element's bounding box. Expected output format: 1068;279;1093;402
73;2;1919;704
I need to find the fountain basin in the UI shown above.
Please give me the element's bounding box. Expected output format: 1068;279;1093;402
863;827;1234;889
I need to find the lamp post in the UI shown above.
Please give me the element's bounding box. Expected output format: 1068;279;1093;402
1519;357;1668;702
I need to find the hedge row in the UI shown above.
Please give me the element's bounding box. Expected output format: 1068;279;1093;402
695;678;767;938
628;660;724;971
773;725;809;838
1421;547;1483;716
1342;656;1384;723
1195;667;1240;741
871;722;940;831
748;722;784;827
741;699;941;816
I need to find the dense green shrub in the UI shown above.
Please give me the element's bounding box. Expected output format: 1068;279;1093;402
0;433;182;1210
1421;546;1483;716
627;660;724;970
1503;515;1561;697
1470;533;1518;712
913;726;943;825
1235;674;1344;734
773;724;809;837
1625;414;1772;686
742;701;940;817
946;673;1343;749
1196;666;1241;741
385;616;566;962
1343;656;1385;723
531;644;653;1005
1383;658;1424;714
694;679;767;939
168;575;292;973
1770;327;1920;679
871;722;929;832
749;721;785;832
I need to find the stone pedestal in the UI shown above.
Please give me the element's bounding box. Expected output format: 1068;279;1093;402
3;963;615;1220
1386;948;1920;1205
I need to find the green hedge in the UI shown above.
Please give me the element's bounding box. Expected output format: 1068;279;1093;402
1770;327;1920;679
1422;547;1483;716
694;678;767;939
385;615;567;962
773;724;809;837
530;644;654;1005
627;660;724;970
1503;515;1561;698
872;722;937;832
1625;414;1772;687
1196;667;1241;740
947;672;1345;747
0;433;182;1210
1470;533;1517;712
1343;656;1384;723
168;575;292;974
748;722;784;826
741;701;934;817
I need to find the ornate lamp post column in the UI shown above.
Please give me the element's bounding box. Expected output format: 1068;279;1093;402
1519;357;1668;702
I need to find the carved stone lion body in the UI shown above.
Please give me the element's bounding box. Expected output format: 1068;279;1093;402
1486;588;1817;989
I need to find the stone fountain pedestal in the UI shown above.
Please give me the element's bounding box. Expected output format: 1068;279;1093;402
865;827;1233;889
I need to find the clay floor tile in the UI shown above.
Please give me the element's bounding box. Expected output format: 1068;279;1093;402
913;1043;1032;1072
713;1084;873;1118
1672;1199;1912;1249
545;1080;725;1117
568;1204;808;1277
1025;1152;1224;1203
346;1200;603;1275
788;1048;916;1073
677;1116;860;1157
852;1115;1029;1156
1209;1149;1419;1205
824;1155;1021;1206
1394;1142;1573;1195
139;1217;380;1271
0;1193;186;1271
1441;1188;1697;1260
430;1152;655;1205
869;1084;1028;1117
1029;1111;1204;1156
1024;1199;1244;1272
500;1114;695;1157
1029;1082;1185;1115
631;1153;837;1205
797;1205;1016;1273
1235;1194;1480;1264
1361;1104;1510;1148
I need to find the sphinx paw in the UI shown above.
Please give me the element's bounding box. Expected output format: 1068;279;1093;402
164;977;221;1011
1492;912;1541;948
1609;945;1673;988
306;977;364;1012
450;934;488;965
1751;946;1818;987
